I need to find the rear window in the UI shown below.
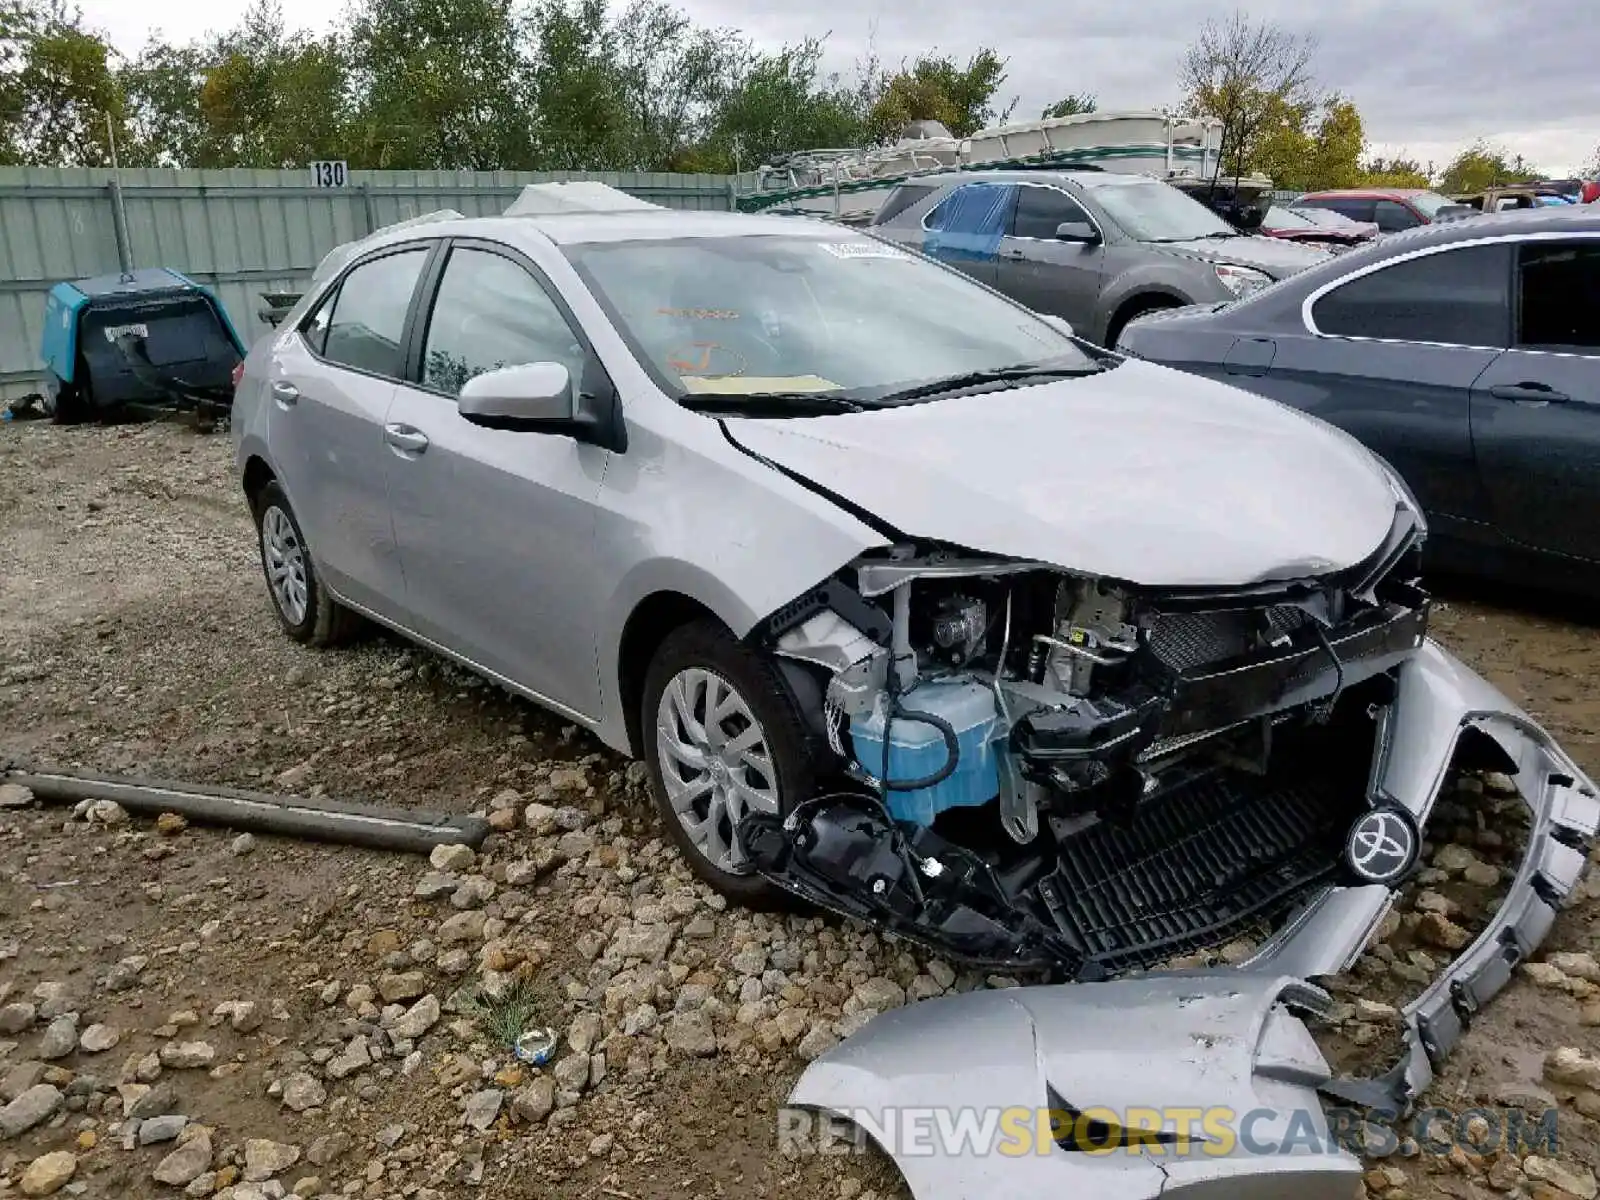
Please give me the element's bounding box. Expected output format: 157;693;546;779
1517;241;1600;350
872;184;937;225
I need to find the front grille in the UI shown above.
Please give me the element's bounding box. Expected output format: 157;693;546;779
1147;606;1310;673
1033;767;1353;973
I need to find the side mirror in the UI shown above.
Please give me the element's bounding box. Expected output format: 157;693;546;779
458;362;580;431
1055;221;1101;244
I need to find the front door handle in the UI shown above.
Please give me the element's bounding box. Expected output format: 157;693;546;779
270;380;299;406
1000;248;1026;261
383;424;429;454
1489;382;1570;404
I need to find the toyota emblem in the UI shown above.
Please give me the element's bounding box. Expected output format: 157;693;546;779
1344;805;1419;886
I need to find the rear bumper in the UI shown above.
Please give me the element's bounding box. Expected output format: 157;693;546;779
786;640;1599;1200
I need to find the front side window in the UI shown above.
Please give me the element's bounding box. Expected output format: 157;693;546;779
320;248;430;378
1517;241;1600;351
420;247;586;397
1309;197;1376;224
1010;185;1093;239
565;232;1094;401
1312;244;1512;346
1406;192;1460;220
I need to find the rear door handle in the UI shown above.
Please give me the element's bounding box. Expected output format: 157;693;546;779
1000;248;1026;261
383;424;429;454
270;381;299;406
1489;382;1570;404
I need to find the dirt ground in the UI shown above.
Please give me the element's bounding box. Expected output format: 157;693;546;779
2;417;1599;1200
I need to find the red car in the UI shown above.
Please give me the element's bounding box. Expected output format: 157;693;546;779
1258;205;1377;252
1293;188;1462;233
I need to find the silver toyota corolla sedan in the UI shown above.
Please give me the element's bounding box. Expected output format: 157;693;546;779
232;204;1595;1044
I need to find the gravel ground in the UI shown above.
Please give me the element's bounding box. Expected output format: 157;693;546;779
3;418;1600;1200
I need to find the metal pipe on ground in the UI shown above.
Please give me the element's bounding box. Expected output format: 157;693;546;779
3;768;490;855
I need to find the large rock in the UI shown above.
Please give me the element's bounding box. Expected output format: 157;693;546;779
20;1151;76;1196
462;1089;503;1131
0;1002;36;1035
378;972;427;1004
324;1036;371;1080
280;1073;327;1113
1524;1157;1598;1200
429;843;476;872
512;1077;556;1124
78;1023;121;1053
0;1084;62;1137
159;1041;216;1070
389;994;441;1041
663;1011;717;1057
36;1016;78;1061
609;922;675;963
242;1138;301;1182
152;1130;212;1186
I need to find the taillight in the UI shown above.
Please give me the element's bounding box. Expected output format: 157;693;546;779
231;362;245;390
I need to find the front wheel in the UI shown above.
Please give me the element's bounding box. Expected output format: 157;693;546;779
252;481;362;646
640;619;817;906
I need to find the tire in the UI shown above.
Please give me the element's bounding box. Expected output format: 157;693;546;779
43;373;87;425
1105;297;1182;351
252;481;362;646
640;619;818;907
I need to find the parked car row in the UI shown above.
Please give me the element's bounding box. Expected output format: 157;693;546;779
1115;205;1600;597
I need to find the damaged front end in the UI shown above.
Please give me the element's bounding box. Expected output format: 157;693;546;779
742;506;1431;980
782;658;1599;1199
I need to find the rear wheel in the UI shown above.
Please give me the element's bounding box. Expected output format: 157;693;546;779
252;481;362;646
1106;296;1182;350
640;619;817;906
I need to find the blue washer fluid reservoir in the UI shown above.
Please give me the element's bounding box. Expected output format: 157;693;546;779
849;677;1002;826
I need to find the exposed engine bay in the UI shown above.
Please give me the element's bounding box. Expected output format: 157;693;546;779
746;509;1431;980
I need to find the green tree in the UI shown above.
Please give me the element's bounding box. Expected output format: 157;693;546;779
1041;92;1096;120
524;0;632;170
696;39;870;173
606;0;749;170
12;0;122;166
0;0;36;163
344;0;534;169
865;49;1013;142
1438;141;1540;194
1179;10;1318;187
1360;154;1430;189
1584;143;1599;178
119;39;207;167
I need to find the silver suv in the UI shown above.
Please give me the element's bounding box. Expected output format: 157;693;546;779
870;169;1330;346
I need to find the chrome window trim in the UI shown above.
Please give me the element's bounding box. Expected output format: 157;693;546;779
1299;228;1600;351
1003;180;1106;244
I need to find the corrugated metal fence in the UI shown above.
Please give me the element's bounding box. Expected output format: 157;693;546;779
0;167;738;401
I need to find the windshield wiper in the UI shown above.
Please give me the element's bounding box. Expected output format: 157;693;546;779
677;391;868;415
872;362;1104;406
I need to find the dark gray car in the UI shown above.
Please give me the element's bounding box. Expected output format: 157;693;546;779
870;169;1330;346
1115;205;1600;597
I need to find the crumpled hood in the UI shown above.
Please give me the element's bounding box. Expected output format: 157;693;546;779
723;360;1401;587
1156;233;1332;278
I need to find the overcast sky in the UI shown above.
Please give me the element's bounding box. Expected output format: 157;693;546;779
80;0;1596;176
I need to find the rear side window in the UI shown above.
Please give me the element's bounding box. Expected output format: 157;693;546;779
1374;200;1421;232
873;184;937;225
420;247;586;396
1306;197;1376;224
1009;185;1092;239
1312;244;1511;346
1517;241;1600;351
321;248;430;378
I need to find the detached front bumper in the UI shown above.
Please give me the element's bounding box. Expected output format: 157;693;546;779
787;640;1599;1200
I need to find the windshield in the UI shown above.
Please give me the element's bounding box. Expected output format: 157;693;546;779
1407;192;1458;219
563;233;1095;401
1264;205;1316;229
1080;178;1238;242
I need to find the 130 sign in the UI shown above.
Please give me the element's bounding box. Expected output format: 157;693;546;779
310;160;349;188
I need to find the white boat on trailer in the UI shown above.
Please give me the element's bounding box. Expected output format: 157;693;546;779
738;109;1274;223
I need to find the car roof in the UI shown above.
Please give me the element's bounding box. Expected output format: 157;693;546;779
1300;188;1434;200
359;208;867;250
897;168;1148;188
1375;203;1600;244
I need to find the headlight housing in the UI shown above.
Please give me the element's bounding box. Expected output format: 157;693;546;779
1214;263;1273;298
1373;453;1427;532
